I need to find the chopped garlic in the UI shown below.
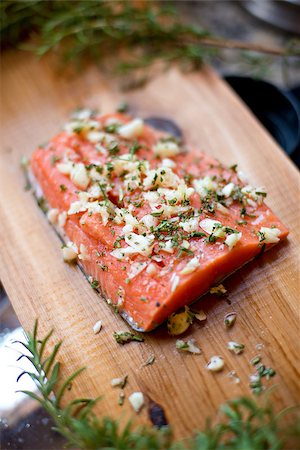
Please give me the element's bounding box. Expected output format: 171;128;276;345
139;214;158;230
162;158;176;168
171;274;179;292
62;241;78;262
259;227;280;244
57;161;73;175
206;356;224;372
143;167;180;190
128;262;147;279
193;176;217;197
111;374;128;388
167;306;193;336
93;320;102;334
227;341;245;355
194;310;207;321
146;262;157;275
179;217;198;233
224;232;242;249
86;131;105;143
153;140;180;158
47;208;59;224
78;243;90;261
176;338;201;354
210;284;227;296
200;219;222;235
216;203;229;215
70;163;90;190
58;211;67;228
180;256;199;275
125;232;154;257
128;392;144;413
222;182;235;197
68;200;88;215
118;119;144;139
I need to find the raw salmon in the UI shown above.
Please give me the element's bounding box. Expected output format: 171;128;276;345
30;110;289;331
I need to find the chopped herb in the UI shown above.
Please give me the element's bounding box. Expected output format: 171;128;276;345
227;341;245;355
105;124;119;133
151;211;164;217
177;247;194;258
111;374;128;388
140;355;156;367
97;263;108;271
108;142;120;156
37;196;48;213
230;163;238;172
257;231;266;242
129;141;141;157
251;356;261;366
176;338;201;354
188;231;206;238
90;279;100;289
113;331;144;344
60;184;67;192
113;236;125;248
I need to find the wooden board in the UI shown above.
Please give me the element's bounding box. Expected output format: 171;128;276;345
1;50;299;439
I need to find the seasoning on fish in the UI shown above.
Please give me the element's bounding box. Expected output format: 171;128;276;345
30;110;289;331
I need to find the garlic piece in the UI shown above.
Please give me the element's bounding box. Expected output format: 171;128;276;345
93;320;102;334
128;392;144;413
206;356;224;372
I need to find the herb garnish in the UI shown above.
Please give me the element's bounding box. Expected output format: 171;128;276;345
14;321;300;449
113;331;144;345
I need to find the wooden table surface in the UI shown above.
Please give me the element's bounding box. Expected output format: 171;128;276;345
0;50;299;439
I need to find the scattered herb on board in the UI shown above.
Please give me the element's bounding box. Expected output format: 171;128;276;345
141;355;156;368
15;321;300;449
113;331;144;345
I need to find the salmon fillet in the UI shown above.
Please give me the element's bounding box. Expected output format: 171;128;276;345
30;110;289;331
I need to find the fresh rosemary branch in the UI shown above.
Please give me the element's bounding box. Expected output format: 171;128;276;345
15;320;300;449
1;0;299;77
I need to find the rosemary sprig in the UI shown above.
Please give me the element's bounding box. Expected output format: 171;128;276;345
15;320;300;449
1;0;299;78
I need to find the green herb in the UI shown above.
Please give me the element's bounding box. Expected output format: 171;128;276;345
129;141;141;158
90;279;99;289
257;231;266;242
113;331;144;345
251;356;262;366
188;231;206;238
105;124;119;133
177;246;194;258
230;163;238;172
15;321;300;449
97;263;108;272
60;184;67;192
108;142;120;157
37;196;48;213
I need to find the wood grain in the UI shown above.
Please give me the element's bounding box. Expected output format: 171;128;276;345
0;50;299;438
